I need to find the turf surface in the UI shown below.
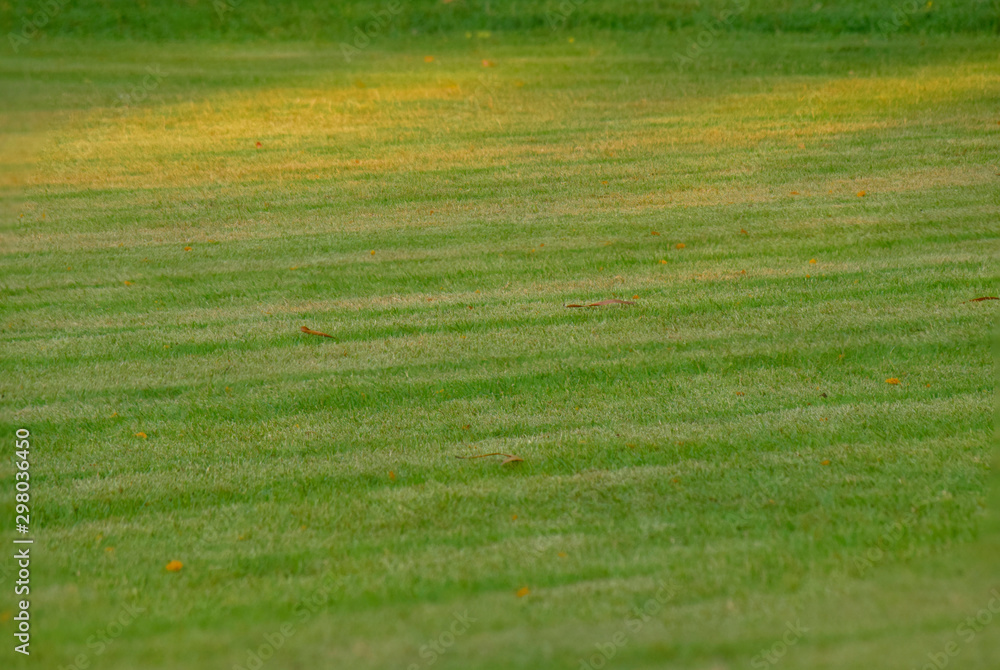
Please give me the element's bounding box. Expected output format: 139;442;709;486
1;5;998;669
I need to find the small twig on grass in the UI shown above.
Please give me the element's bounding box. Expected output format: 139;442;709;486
964;296;998;303
565;299;637;308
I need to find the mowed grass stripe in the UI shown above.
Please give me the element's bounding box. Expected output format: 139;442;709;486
2;227;996;322
5;306;992;409
33;392;990;521
3;166;996;250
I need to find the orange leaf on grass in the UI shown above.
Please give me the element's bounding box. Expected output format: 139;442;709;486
885;378;901;385
165;560;183;572
135;432;147;439
516;587;530;598
675;243;686;249
301;326;334;339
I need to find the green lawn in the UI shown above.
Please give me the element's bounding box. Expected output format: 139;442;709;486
1;6;999;669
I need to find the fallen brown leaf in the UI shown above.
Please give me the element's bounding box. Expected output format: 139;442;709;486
566;299;637;308
965;296;999;303
301;326;334;338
